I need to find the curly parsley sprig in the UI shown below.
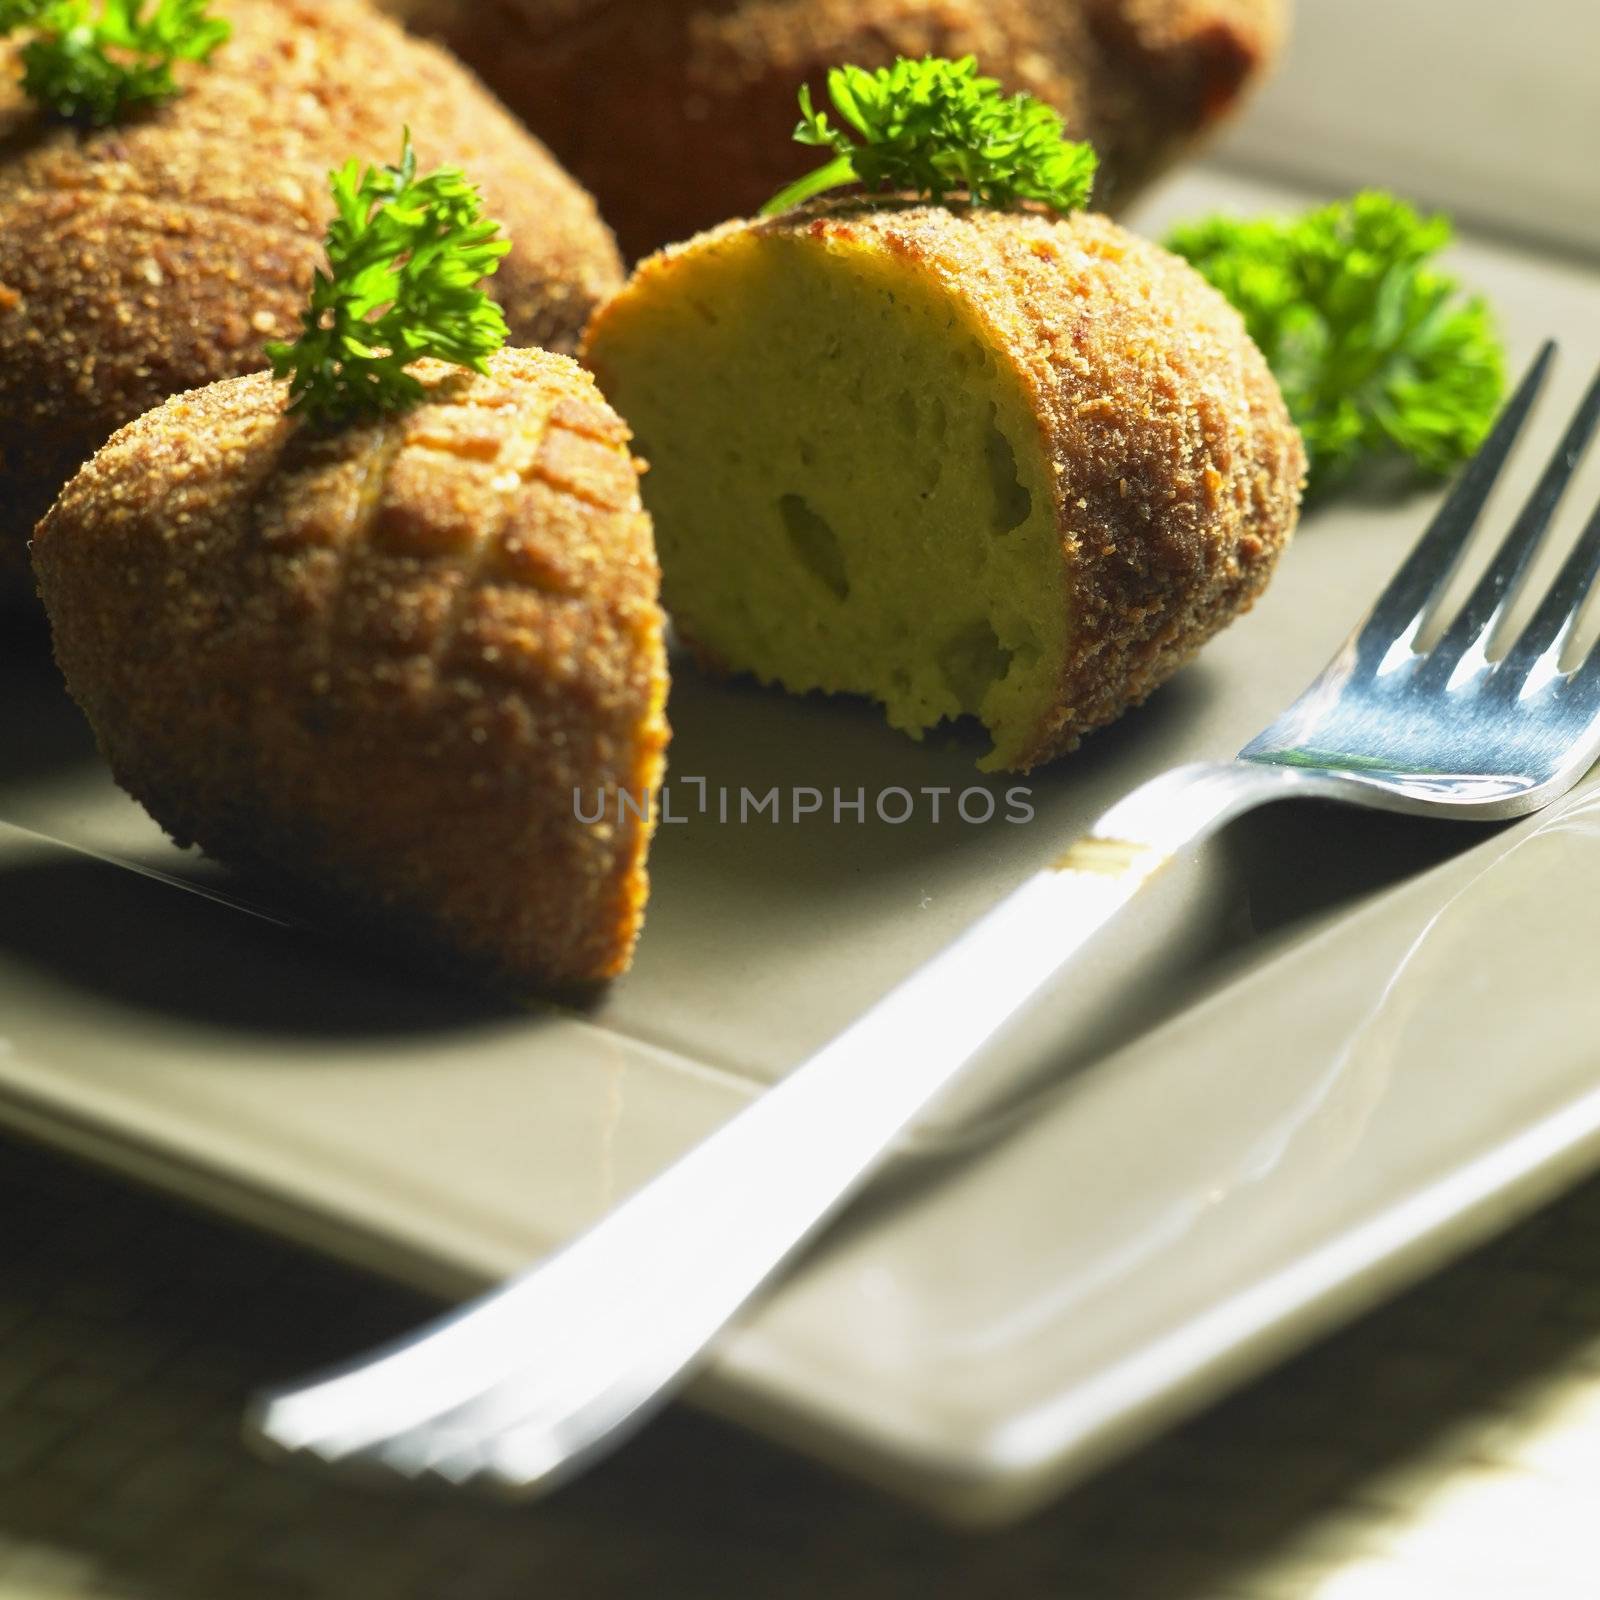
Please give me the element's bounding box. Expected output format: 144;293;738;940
267;132;511;428
761;55;1098;218
1167;191;1506;494
0;0;230;125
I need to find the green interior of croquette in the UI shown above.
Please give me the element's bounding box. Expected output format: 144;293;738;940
596;229;1069;770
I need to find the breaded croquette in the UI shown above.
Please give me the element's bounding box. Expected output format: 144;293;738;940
379;0;1287;258
33;350;670;990
585;201;1304;771
0;0;625;602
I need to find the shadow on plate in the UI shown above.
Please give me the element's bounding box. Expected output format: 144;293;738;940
0;608;103;787
653;655;1213;904
1228;797;1507;939
0;848;522;1041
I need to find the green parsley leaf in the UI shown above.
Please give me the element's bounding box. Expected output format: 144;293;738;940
1;0;230;125
267;131;511;428
1166;191;1506;494
761;55;1097;218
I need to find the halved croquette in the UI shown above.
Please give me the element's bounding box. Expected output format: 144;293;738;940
585;201;1304;771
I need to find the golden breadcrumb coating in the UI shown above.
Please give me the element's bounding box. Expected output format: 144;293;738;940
33;350;669;991
587;201;1305;770
0;0;625;602
380;0;1286;259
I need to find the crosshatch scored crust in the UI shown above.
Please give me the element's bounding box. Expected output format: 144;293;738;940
32;349;669;989
0;0;625;602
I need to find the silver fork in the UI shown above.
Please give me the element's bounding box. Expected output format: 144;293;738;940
248;342;1600;1498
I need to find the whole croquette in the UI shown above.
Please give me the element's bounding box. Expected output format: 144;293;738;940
585;202;1304;772
0;0;625;603
378;0;1286;259
33;350;670;991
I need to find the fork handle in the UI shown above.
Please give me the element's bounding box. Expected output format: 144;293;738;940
250;759;1301;1491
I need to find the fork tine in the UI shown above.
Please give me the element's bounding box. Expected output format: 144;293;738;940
1516;499;1600;720
1356;342;1555;666
1425;365;1600;679
1502;488;1600;687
